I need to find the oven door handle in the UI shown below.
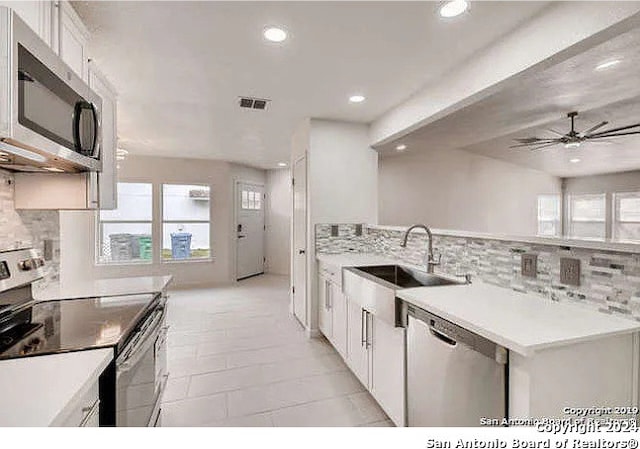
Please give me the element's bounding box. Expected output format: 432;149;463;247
117;310;164;373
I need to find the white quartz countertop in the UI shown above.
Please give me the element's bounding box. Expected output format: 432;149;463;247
317;252;640;356
0;349;113;426
36;275;173;301
397;281;640;356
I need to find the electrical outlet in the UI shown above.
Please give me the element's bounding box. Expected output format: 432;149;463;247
330;225;339;237
560;257;581;286
355;224;363;236
521;253;537;278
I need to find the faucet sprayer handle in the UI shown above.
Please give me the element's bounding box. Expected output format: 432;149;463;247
428;252;442;266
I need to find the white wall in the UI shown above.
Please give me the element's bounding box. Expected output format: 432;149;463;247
60;155;266;288
265;168;291;276
309;119;378;224
378;148;562;236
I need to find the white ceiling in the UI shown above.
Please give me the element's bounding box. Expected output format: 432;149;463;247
71;1;551;169
378;24;640;178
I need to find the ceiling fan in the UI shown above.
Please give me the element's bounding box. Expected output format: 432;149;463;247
510;111;640;151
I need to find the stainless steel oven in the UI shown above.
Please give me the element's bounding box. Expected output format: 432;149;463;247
115;303;169;427
0;7;102;172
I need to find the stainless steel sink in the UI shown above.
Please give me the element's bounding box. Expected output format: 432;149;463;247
342;264;464;327
353;264;462;288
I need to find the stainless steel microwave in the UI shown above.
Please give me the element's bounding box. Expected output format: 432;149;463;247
0;7;102;173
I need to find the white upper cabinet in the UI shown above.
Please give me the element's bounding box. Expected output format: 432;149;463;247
88;62;118;210
55;1;89;80
0;1;53;46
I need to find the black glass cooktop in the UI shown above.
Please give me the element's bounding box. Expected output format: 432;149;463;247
0;293;159;360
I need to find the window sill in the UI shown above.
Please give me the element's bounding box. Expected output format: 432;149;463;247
161;257;214;265
95;260;154;267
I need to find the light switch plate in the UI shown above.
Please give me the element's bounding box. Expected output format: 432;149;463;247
560;257;581;286
521;254;537;278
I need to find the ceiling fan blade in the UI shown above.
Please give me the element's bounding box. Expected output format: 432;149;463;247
587;130;640;139
583;121;608;135
528;142;560;151
509;139;560;149
514;137;548;143
546;128;566;137
588;123;640;137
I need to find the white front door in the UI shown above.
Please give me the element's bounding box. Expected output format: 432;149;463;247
292;156;307;326
236;182;265;280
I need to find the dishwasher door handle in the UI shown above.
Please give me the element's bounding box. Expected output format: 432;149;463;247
429;327;457;347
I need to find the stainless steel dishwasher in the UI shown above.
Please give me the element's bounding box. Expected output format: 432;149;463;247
405;303;508;427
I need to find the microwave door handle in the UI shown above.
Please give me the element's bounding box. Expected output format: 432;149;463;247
72;101;83;153
90;102;99;159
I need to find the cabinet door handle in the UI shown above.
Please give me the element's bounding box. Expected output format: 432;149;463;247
366;312;372;348
327;280;332;309
361;309;366;347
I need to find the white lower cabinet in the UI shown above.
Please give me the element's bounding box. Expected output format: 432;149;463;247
370;315;405;426
319;264;406;426
318;271;347;358
345;300;405;426
56;378;100;427
318;276;333;340
346;298;369;386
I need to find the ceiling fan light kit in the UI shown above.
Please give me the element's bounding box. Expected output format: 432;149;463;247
510;111;640;152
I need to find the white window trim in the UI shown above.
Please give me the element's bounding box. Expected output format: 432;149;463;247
161;183;212;262
95;182;153;266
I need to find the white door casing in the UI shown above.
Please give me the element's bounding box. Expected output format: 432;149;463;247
235;181;265;280
292;156;307;326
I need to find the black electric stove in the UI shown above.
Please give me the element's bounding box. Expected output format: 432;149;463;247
0;248;159;360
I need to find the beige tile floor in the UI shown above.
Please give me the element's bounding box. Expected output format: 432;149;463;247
160;274;393;427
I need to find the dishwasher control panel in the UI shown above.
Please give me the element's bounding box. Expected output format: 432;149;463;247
406;303;507;364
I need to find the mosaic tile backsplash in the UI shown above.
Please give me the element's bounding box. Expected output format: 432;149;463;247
0;170;60;291
315;223;640;321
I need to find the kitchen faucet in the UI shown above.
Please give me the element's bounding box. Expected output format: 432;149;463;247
400;224;441;274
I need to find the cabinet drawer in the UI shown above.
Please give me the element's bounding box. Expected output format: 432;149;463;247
318;262;341;287
54;379;99;427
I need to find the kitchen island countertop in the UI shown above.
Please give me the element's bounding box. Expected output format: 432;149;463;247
0;348;112;426
316;252;640;356
35;275;173;301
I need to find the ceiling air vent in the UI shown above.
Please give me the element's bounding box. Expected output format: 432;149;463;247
238;96;270;110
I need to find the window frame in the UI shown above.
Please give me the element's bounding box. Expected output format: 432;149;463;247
161;183;212;263
612;190;640;242
536;194;562;237
567;193;607;240
95;182;154;266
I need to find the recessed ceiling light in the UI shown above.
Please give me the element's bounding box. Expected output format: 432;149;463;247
396;144;407;151
439;0;469;18
263;27;287;43
349;95;365;104
277;162;287;167
595;59;621;71
570;158;581;164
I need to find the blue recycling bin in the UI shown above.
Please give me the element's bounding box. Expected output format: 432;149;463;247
170;232;192;259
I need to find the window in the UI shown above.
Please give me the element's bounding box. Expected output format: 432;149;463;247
537;195;561;237
568;193;606;240
241;189;262;210
162;184;211;260
613;191;640;242
98;183;153;264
